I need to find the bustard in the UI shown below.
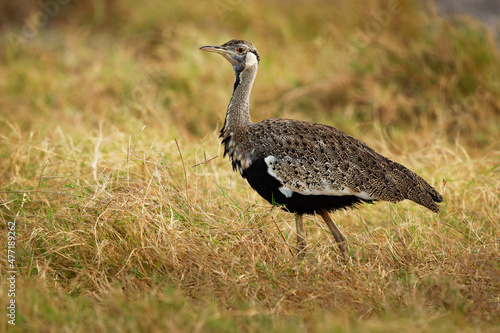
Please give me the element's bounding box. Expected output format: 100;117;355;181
200;39;443;257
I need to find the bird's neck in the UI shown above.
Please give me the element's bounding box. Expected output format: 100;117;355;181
220;64;257;137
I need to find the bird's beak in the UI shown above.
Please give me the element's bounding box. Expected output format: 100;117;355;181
199;45;232;56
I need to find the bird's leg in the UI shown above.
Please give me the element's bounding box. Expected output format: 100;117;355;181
295;213;306;256
318;209;349;259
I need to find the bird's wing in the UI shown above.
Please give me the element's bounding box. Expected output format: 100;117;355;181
245;119;442;211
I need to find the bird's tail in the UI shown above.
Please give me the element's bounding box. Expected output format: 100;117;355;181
405;170;443;213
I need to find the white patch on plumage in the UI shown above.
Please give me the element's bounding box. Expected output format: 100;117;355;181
264;156;279;178
245;52;258;67
278;186;294;198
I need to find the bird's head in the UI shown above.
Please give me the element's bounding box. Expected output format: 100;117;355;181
200;39;260;72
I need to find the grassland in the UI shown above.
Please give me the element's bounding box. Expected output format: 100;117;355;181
1;0;499;332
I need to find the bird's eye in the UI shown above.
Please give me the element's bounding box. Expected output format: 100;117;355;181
237;47;245;53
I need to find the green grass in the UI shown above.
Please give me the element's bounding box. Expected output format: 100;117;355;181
1;0;500;332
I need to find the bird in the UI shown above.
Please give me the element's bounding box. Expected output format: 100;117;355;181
200;39;443;258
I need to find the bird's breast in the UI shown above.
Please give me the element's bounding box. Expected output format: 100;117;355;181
221;133;253;174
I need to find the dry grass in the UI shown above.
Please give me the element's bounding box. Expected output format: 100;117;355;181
1;0;500;331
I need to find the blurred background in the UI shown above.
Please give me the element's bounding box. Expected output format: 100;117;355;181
0;0;499;152
437;0;500;33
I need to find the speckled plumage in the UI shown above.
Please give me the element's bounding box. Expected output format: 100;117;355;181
223;118;442;214
201;39;443;257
